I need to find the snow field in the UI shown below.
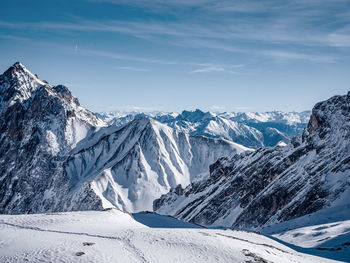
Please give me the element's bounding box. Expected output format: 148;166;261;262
0;210;338;263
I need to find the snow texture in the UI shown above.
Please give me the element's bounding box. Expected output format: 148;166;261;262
0;210;337;263
67;117;248;212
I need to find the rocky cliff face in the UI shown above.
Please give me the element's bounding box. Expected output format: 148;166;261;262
154;92;350;229
0;63;106;214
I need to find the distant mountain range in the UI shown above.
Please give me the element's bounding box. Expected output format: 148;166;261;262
154;91;350;230
97;109;310;149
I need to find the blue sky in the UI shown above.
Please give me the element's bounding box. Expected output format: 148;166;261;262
0;0;349;112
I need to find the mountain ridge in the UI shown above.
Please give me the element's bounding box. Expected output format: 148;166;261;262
98;108;310;148
66;115;248;212
0;62;247;214
154;91;350;230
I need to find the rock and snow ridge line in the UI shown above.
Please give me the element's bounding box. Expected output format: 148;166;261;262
67;116;249;212
97;108;311;148
154;91;350;232
0;62;249;214
98;109;310;126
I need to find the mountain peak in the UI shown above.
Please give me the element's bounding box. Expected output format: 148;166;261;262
0;62;47;110
179;109;216;122
131;115;165;132
4;62;33;79
304;91;350;142
1;62;44;86
12;61;25;69
181;109;204;116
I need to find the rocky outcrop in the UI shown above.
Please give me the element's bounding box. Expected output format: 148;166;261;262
0;63;106;214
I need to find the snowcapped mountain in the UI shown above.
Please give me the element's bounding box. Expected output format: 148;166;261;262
95;111;142;127
154;92;350;230
0;62;107;214
224;111;311;125
0;62;247;214
154;109;265;148
98;109;310;148
67;117;248;212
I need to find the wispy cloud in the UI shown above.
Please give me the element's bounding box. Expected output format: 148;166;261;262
93;105;162;112
261;50;337;63
0;0;349;65
210;105;253;112
1;19;342;64
181;39;339;63
328;33;350;47
0;30;247;73
192;64;243;74
192;66;225;73
0;18;343;63
89;0;348;16
78;48;246;73
117;66;148;72
84;0;350;51
232;106;252;112
210;105;226;111
0;34;31;42
79;48;177;65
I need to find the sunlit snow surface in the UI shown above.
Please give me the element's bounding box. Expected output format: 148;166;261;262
0;210;337;263
67;118;249;213
262;203;350;262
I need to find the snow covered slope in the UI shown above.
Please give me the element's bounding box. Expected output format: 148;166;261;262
0;209;337;263
154;92;350;230
226;111;311;125
98;109;310;148
262;203;350;262
67;117;249;212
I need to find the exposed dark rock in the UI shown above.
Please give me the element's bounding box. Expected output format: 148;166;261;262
0;62;105;214
82;242;95;246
